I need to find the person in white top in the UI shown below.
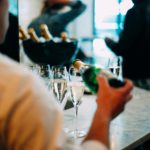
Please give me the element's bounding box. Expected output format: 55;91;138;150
0;0;133;149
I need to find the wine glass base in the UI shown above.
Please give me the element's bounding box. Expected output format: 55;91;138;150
68;130;86;139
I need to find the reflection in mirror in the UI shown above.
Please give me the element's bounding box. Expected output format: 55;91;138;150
0;0;19;61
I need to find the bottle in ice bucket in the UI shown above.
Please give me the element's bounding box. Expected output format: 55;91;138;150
40;24;53;42
19;26;30;40
60;32;71;42
28;28;40;43
73;59;125;94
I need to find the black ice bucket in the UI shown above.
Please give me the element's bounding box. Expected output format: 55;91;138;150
23;38;79;66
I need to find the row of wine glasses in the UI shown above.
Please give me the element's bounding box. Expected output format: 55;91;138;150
29;58;123;139
29;64;85;138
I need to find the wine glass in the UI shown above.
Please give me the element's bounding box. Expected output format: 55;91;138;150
68;67;85;138
108;56;123;81
36;64;52;89
52;65;68;106
29;64;39;74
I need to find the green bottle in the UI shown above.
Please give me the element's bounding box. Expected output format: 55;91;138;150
73;59;125;94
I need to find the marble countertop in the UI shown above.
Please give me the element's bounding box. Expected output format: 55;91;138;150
63;87;150;150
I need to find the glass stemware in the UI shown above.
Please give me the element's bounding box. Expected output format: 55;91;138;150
52;65;68;106
68;67;85;138
29;65;39;74
108;56;123;81
36;64;52;89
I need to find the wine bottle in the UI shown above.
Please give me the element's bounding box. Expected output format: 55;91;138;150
40;24;53;42
60;32;71;42
73;59;125;94
28;28;40;43
19;26;30;40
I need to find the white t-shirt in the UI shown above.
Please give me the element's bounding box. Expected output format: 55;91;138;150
0;54;108;150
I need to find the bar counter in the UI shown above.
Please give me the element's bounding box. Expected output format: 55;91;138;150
63;87;150;150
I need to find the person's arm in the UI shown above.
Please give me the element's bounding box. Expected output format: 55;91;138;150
55;0;87;25
83;76;133;148
105;8;141;56
57;76;133;150
28;1;86;36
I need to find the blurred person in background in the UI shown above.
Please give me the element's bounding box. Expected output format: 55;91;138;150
105;0;150;90
29;0;90;62
0;0;133;149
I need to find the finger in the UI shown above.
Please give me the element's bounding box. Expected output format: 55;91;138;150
97;75;110;90
120;79;134;95
125;93;133;102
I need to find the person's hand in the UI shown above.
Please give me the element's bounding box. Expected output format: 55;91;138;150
96;76;133;120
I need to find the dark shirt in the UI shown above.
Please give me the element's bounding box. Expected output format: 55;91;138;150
28;1;86;37
0;13;19;61
107;1;150;79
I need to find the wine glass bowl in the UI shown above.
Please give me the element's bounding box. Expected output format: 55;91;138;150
35;64;51;88
52;65;68;80
36;64;51;78
52;65;68;105
108;56;123;81
69;81;85;106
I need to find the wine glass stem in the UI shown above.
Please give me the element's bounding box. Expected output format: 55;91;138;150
74;105;79;138
75;105;78;118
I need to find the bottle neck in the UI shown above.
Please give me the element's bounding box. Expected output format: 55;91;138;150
29;32;40;43
19;29;29;40
42;30;52;41
74;61;89;75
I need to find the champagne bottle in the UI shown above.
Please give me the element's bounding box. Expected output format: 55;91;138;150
60;32;70;42
28;28;40;43
19;26;30;40
40;24;53;42
73;59;125;94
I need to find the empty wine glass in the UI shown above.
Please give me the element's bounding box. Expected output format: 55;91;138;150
68;67;85;138
52;65;68;106
108;56;123;81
